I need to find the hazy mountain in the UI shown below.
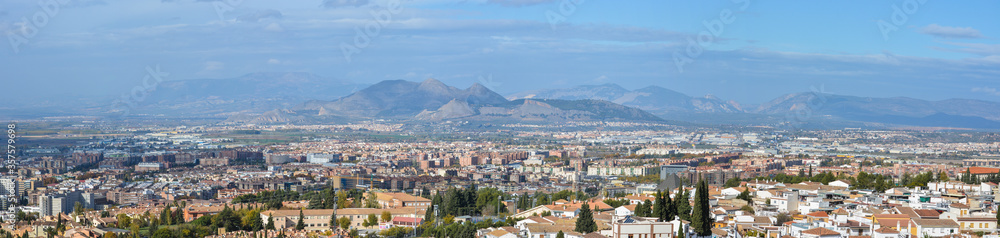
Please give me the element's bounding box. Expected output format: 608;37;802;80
755;93;1000;129
508;83;1000;129
297;79;663;123
508;83;742;115
298;78;507;118
109;72;366;117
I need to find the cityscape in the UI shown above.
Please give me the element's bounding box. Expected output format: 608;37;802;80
2;1;1000;238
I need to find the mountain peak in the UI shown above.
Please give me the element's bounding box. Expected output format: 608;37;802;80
421;78;445;86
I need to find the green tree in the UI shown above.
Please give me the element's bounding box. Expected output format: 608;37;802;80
674;188;691;221
635;200;651;217
653;191;666;220
574;202;597;234
152;228;174;238
381;211;393;223
266;216;275;230
73;202;83;216
365;192;381;208
339;217;352;230
556;230;565;238
938;171;950;182
116;214;132;229
690;179;712;236
363;214;379;228
724;177;742;188
295;210;305;230
664;189;676;222
737;188;752;204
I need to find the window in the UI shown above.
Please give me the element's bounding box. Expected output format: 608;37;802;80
628;235;633;238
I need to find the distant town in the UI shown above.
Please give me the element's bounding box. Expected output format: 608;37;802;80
2;120;999;238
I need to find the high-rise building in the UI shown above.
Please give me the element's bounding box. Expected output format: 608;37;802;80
0;177;18;196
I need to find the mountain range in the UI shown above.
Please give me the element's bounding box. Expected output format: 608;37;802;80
285;79;663;123
7;72;999;129
509;84;1000;129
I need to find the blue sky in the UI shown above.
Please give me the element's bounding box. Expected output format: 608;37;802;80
1;0;998;106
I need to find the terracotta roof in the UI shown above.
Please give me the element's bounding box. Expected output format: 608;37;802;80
874;227;897;234
486;229;510;237
950;203;969;209
968;167;1000;175
914;209;940;217
802;227;840;236
806;211;829;218
912;218;958;227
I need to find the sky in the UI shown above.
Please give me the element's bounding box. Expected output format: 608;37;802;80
1;0;999;106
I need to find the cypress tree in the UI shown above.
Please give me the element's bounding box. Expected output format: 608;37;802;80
691;179;712;236
574;202;596;234
295;210;305;230
653;190;666;220
664;189;676;222
675;188;691;221
642;200;653;217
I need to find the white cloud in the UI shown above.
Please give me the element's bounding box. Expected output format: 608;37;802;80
973;87;1000;96
204;61;225;71
264;23;285;32
486;0;558;7
919;24;984;39
323;0;369;8
267;59;282;64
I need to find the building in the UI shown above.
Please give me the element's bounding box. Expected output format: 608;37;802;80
260;208;421;231
134;162;164;172
0;177;18;196
200;158;230;166
372;192;432;209
610;216;675;238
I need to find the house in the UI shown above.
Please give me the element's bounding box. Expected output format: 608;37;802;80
828;180;851;189
872;226;898;238
525;224;582;238
805;211;829;223
799;227;841;238
610;216;675;238
614;205;635;217
371;192;432;209
912;218;959;237
956;216;996;233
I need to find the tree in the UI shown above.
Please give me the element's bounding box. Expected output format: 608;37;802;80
330;211;338;230
664;189;676;222
104;232;118;238
653;191;666;220
939;172;950;182
690;179;712;236
74;202;84;215
116;214;132;229
635;200;651;217
724;177;742;188
574;202;597;234
266;216;275;230
152;228;174;238
295;210;305;230
338;217;352;230
737;188;752;204
740;205;755;215
556;230;565;238
365;192;381;208
363;214;379;228
775;213;793;226
381;211;393;223
674;188;691;221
